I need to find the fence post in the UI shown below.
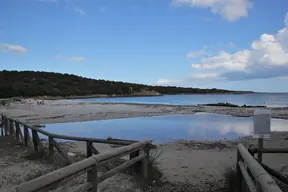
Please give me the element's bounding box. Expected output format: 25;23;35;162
257;138;263;163
9;119;14;136
24;126;29;146
16;123;24;143
1;124;3;136
6;118;9;136
15;122;20;141
1;116;3;136
48;136;54;157
130;150;141;174
4;117;8;136
32;130;39;152
256;181;261;192
90;164;98;192
236;149;242;192
86;141;93;183
142;147;149;180
87;141;92;157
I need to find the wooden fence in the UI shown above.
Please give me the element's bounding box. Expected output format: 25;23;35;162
0;115;152;191
236;144;283;192
0;115;151;164
249;147;288;189
13;140;151;192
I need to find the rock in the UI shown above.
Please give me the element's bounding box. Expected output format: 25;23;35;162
279;164;288;173
67;152;76;157
98;173;139;192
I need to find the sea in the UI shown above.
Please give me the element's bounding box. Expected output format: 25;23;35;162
75;93;288;107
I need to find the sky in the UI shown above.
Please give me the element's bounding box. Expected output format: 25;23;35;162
1;0;288;92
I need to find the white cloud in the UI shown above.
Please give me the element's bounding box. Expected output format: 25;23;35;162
196;50;250;71
172;0;252;22
56;55;86;62
155;79;179;85
67;57;86;61
191;15;288;80
187;49;205;58
190;73;220;79
191;64;202;69
250;33;288;66
0;43;27;55
65;0;85;15
285;12;288;27
217;122;252;136
188;43;236;60
228;42;235;48
74;7;85;15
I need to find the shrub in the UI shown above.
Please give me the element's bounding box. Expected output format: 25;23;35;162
223;166;241;192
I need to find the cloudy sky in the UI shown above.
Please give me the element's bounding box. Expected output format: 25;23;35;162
1;0;288;92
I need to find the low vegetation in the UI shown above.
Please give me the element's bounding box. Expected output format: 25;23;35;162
0;70;250;98
223;166;240;192
23;149;47;161
140;149;164;187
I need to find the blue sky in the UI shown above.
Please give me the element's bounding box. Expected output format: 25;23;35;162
1;0;288;92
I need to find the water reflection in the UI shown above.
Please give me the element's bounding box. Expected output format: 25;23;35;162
43;113;288;143
187;113;254;139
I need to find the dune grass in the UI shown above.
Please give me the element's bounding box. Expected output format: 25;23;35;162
223;166;241;192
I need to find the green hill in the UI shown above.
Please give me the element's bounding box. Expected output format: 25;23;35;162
0;70;250;98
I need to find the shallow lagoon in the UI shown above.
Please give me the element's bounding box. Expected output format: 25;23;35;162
44;113;288;143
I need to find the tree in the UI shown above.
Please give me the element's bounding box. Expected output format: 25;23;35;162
0;70;242;98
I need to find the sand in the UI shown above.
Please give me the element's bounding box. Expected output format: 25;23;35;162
1;99;288;191
157;133;288;187
0;136;141;192
51;133;288;191
0;99;288;125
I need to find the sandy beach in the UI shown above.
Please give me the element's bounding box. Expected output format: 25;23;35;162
1;99;288;191
1;99;288;125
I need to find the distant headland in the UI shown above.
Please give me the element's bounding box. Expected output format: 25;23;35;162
0;70;253;98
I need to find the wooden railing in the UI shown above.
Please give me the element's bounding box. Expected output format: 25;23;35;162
249;147;288;188
0;115;150;164
236;144;283;192
0;115;152;191
13;140;151;192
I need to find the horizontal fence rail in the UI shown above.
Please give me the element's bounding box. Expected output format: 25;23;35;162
14;140;151;192
249;146;288;189
0;115;153;191
249;147;288;154
236;144;282;192
0;115;155;165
